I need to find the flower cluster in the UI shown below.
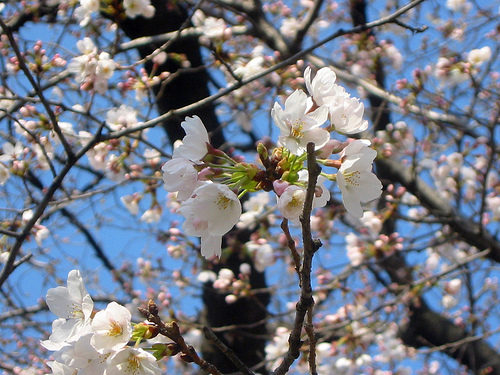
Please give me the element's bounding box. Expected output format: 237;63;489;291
67;38;116;95
43;270;163;375
162;67;382;258
75;0;155;26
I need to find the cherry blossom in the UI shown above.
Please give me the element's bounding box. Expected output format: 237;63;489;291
271;89;329;155
90;301;133;353
106;105;139;132
161;158;200;201
246;241;275;272
123;0;155;19
336;140;382;218
467;46;492;67
237;191;270;229
276;184;307;221
106;347;161;375
45;270;94;344
172;116;210;162
192;10;227;40
304;67;368;134
177;183;242;258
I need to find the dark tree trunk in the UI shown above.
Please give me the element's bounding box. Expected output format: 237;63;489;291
118;2;270;373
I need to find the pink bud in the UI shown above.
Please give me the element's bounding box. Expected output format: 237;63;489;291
273;180;290;196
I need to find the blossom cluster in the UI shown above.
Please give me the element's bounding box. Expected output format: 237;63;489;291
75;0;155;26
43;270;162;375
67;38;116;95
162;66;382;258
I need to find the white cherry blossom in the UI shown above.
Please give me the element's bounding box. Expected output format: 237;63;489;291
90;302;132;353
45;270;94;344
177;183;241;258
467;46;492;67
276;185;306;221
305;67;368;134
237;191;269;229
106;105;139;132
271;89;329;155
336;140;382;218
162;158;200;201
123;0;155;19
106;347;161;375
246;241;275;272
172;116;210;162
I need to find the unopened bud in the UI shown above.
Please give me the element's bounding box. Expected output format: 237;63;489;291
152;343;181;360
148;300;159;316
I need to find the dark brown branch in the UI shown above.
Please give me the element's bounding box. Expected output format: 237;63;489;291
140;300;222;375
202;326;255;375
271;143;322;375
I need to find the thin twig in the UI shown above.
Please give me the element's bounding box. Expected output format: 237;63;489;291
203;326;255;375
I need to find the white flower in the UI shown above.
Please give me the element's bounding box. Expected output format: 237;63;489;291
446;0;470;12
192;10;226;39
442;294;457;309
123;0;155;19
106;105;138;131
121;195;140;215
280;18;301;39
46;361;78;375
237;191;269;229
106;347;161;375
75;0;100;26
277;185;306;221
246;242;274;272
360;211;382;239
172;116;210;162
51;333;102;371
336;140;382;218
304;67;338;104
197;270;217;283
467;46;492;67
0;141;24;162
297;170;330;209
45;270;94;343
67;39;115;94
140;206;162;223
234;56;265;80
162;158;200;201
90;301;133;353
177;183;241;258
272;89;329;155
445;278;462;295
265;327;290;370
35;226;50;246
304;67;368;134
346;233;364;266
77;37;97;55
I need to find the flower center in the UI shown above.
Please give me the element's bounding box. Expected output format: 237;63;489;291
127;354;141;374
344;171;361;187
215;193;232;210
108;319;123;337
290;120;304;139
68;302;83;318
